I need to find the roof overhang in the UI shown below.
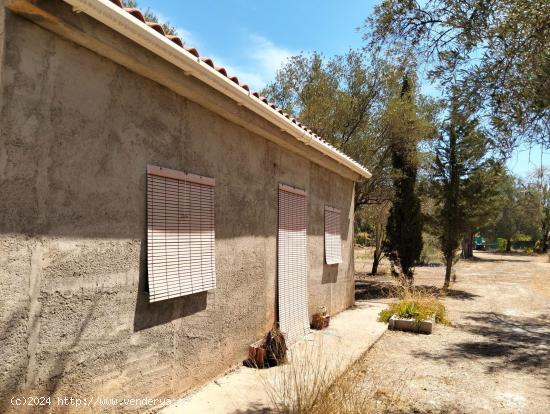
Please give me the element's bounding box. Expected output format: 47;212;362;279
5;0;371;180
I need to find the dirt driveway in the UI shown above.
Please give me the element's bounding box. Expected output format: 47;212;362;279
355;251;550;413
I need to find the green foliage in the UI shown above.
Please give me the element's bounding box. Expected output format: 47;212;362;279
515;234;532;242
496;238;507;251
489;174;546;248
365;0;550;149
462;160;509;235
529;166;550;253
384;74;425;280
378;296;450;325
263;52;439;279
354;232;369;247
263;51;439;210
428;99;498;284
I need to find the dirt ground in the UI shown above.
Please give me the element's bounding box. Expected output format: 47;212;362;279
354;250;550;413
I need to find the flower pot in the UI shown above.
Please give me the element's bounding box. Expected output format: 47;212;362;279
311;313;330;330
248;339;266;367
388;314;434;334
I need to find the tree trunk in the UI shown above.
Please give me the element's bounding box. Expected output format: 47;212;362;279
462;235;473;258
405;270;414;285
506;238;512;253
371;221;384;275
542;228;549;253
443;256;453;290
390;260;399;277
371;251;381;275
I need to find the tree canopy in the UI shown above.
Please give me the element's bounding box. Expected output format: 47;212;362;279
383;74;425;280
365;0;550;151
262;51;438;209
428;99;500;286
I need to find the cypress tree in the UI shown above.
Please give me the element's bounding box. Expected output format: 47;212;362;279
384;75;423;281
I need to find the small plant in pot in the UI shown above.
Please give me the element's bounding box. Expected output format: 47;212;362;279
247;323;287;368
311;306;330;330
378;290;450;334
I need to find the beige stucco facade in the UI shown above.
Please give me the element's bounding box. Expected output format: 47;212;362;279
0;1;360;410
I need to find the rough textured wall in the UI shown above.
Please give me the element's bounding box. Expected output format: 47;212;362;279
0;10;355;411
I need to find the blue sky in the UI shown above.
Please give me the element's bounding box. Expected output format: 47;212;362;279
135;0;548;177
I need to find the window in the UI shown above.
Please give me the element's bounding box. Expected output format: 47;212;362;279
278;184;310;344
147;165;216;302
324;206;342;264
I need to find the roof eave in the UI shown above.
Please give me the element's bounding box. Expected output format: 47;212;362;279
62;0;371;179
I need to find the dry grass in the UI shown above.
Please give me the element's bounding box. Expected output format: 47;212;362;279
378;281;451;326
264;343;409;414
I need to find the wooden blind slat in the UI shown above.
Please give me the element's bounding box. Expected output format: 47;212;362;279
278;184;310;345
324;206;342;265
147;165;216;302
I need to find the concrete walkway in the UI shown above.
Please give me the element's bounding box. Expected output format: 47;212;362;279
160;301;387;414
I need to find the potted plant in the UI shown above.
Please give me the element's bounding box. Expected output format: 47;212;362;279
311;306;330;330
247;323;287;368
378;296;450;334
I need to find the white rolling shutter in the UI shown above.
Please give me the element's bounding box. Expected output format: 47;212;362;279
147;165;216;302
278;184;310;345
324;206;342;265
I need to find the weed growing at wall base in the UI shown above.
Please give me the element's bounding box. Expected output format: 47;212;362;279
263;341;408;413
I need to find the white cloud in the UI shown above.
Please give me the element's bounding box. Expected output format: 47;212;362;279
158;24;294;91
175;27;200;49
213;34;294;91
247;34;294;84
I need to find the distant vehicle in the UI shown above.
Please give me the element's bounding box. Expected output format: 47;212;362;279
474;235;486;250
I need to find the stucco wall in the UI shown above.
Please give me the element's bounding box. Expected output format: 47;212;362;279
0;9;355;411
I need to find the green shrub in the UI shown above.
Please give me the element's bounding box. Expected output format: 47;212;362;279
354;232;369;246
496;238;507;250
378;289;450;325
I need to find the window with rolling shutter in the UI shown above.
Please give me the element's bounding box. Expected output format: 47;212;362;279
324;206;342;265
278;184;310;345
147;165;216;302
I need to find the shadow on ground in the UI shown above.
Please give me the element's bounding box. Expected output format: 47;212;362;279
231;404;273;414
416;311;550;378
355;279;479;301
467;253;536;263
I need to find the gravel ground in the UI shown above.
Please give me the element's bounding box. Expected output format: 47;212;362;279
354;251;550;414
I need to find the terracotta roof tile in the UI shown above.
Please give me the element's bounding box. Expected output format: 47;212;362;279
200;57;214;67
166;35;183;48
107;0;366;174
216;66;228;76
124;8;145;23
146;21;165;36
186;47;200;58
